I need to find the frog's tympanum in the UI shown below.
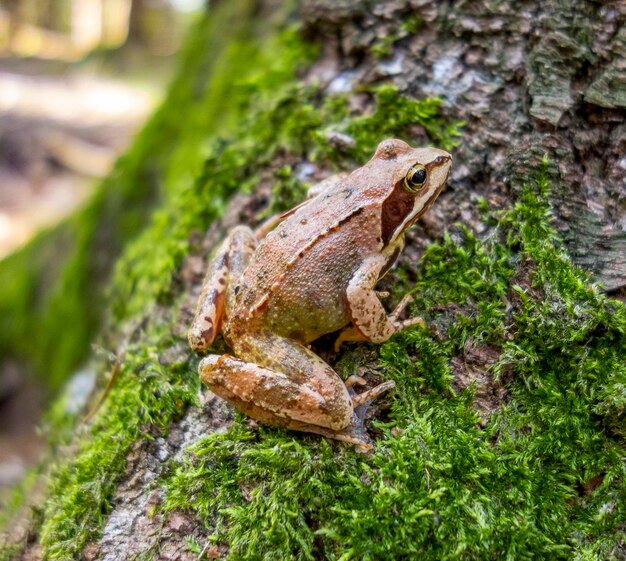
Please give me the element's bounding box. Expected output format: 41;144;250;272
189;139;452;448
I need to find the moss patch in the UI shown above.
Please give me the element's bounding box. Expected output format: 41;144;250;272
38;325;198;559
161;163;626;560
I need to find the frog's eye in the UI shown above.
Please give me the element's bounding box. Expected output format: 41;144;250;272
404;164;427;193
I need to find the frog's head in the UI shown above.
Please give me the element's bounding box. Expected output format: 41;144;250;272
372;138;452;246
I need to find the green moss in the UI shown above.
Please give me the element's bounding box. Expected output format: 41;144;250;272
0;469;38;530
32;32;462;561
0;468;41;559
160;162;626;560
14;2;616;559
370;13;423;59
262;165;310;217
309;85;462;162
0;545;19;561
402;13;424;35
371;34;398;59
0;191;118;392
39;325;199;559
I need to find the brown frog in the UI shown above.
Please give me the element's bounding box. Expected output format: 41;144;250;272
189;139;451;448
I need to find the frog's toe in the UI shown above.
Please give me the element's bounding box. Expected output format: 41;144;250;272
344;374;367;389
330;413;373;451
351;380;395;409
351;380;395;432
279;412;371;451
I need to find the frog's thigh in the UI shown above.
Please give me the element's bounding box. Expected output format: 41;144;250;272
345;255;396;344
199;349;352;431
188;226;256;351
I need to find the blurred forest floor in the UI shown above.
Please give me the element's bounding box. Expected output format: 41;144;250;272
0;49;177;493
0;58;154;258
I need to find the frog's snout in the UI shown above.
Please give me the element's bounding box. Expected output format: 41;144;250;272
425;150;452;175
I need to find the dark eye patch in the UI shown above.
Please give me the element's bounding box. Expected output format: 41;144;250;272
381;181;415;245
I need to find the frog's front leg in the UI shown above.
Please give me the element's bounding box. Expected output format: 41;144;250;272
336;255;425;350
199;332;391;448
188;226;256;351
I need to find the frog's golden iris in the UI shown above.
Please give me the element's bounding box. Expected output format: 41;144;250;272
404;163;427;193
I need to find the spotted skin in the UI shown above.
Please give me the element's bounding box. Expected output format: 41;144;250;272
345;253;399;344
188;226;256;351
200;333;353;432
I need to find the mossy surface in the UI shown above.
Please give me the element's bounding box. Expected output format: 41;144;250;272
3;2;624;560
38;324;198;558
23;15;464;558
160;163;626;561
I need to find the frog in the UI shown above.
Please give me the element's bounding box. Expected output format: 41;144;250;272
188;139;452;449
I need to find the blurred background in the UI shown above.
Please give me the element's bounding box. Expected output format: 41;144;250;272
0;0;202;492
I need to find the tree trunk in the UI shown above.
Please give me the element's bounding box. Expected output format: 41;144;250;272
1;1;625;560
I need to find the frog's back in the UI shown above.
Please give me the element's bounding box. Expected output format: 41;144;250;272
235;182;383;341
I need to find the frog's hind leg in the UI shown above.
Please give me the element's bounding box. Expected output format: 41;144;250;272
199;333;394;449
200;335;353;432
188;226;256;351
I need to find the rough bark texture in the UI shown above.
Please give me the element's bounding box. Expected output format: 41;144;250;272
1;0;625;559
298;0;626;291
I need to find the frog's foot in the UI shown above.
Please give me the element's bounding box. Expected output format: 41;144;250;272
282;381;395;453
334;295;425;352
389;294;425;331
344;374;366;388
285;414;374;452
344;375;395;411
350;381;395;443
199;344;394;451
388;293;413;322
